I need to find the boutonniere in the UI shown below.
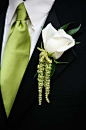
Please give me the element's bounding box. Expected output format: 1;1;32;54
34;22;81;105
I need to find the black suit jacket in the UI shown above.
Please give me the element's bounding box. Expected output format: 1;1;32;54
0;0;86;130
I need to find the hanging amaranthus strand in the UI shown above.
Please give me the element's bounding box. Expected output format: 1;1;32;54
37;52;45;105
44;60;52;103
37;47;52;105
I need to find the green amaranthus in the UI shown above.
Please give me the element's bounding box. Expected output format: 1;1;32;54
37;48;52;105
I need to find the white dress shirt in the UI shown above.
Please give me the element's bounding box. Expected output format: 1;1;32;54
1;0;55;64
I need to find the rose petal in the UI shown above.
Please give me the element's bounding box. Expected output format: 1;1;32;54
52;51;64;59
42;23;57;50
53;29;74;41
57;39;75;52
46;37;73;53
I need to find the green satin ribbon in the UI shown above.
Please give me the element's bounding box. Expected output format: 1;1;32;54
1;2;31;117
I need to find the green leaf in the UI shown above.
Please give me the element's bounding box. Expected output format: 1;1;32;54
34;72;38;78
75;42;81;44
41;26;44;30
50;60;56;78
48;52;55;57
67;24;81;35
60;21;74;30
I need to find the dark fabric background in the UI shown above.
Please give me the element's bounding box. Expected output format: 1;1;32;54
0;0;86;130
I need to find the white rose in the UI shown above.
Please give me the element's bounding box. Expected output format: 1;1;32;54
42;23;75;59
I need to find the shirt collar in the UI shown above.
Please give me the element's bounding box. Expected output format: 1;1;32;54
7;0;55;26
